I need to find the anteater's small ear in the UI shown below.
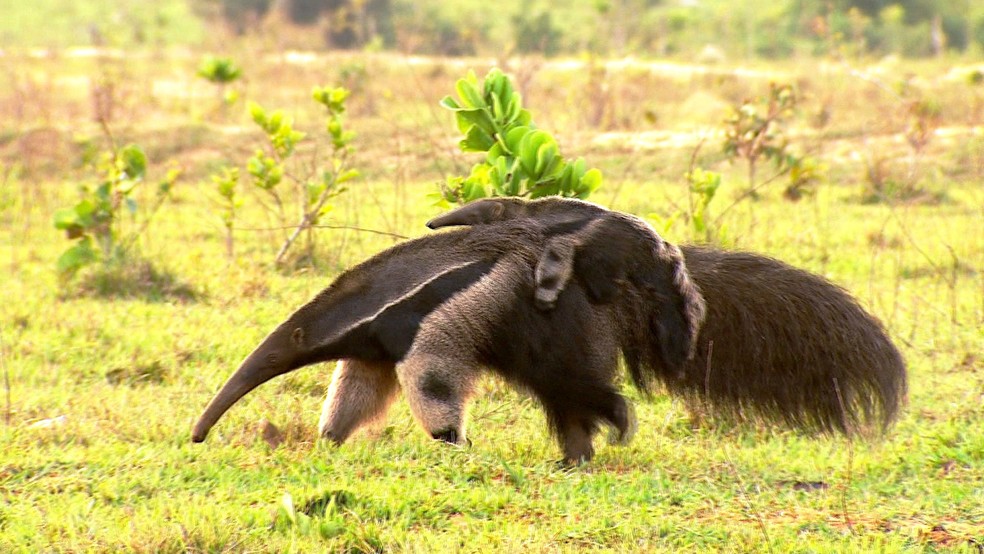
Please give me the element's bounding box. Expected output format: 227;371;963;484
291;327;304;346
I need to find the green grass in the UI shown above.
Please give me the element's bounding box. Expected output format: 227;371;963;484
1;48;983;552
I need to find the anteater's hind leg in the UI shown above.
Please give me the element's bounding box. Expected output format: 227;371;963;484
538;378;635;465
553;412;597;464
318;359;399;444
396;353;480;445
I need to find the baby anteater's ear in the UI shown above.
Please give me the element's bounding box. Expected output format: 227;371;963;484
533;237;577;310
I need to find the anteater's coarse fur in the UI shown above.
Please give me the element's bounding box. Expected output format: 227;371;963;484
193;200;907;463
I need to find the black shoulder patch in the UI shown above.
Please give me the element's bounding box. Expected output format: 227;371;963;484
368;260;496;360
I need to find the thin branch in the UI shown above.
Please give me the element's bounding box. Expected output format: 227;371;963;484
885;201;943;276
686;135;709;228
96;113;119;155
119;184;172;254
703;339;714;401
1;328;10;426
834;56;906;104
832;378;856;535
723;447;773;553
265;188;287;227
713;166;788;223
236;224;408;240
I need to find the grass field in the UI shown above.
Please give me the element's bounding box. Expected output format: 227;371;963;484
1;45;983;552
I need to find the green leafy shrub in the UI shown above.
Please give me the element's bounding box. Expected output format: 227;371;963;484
215;86;357;265
197;56;242;85
197;56;243;114
684;168;721;240
438;68;602;204
723;82;822;200
212;166;241;258
649;167;727;244
723;83;795;193
53;144;178;280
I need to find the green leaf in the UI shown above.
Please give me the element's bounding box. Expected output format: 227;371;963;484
517;130;552;177
491;92;505;120
164;168;181;185
486;142;507;165
485;69;506;99
247;153;283;190
459;176;488;202
197;57;242;84
216;179;235;199
248;101;267;127
95;182;112;204
529;180;559;199
439;96;462;111
306;182;327;204
455;77;485;109
455;108;497;138
119;145;147;180
504;95;521;123
117;178;138;195
328;87;349;111
503;126;532;154
327;118;342;138
460;126;495;152
57;236;97;276
439;68;600;202
427;191;452;209
336;169;360;184
534;141;559;178
577;168;603;197
268;111;284;134
647;212;677;234
486;158;508;192
74;199;97;224
53;207;80;230
334;130;355;149
570;157;587;178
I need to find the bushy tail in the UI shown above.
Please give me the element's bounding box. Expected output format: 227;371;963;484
636;246;908;435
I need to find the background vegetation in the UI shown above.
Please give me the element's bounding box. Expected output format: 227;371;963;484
5;0;984;58
1;0;982;551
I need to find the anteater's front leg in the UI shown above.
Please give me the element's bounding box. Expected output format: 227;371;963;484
396;353;479;445
318;359;399;444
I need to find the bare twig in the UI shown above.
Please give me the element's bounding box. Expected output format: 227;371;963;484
96;113;119;155
273;146;355;265
834;57;905;104
944;244;959;325
686;135;709;227
119;181;173;255
723;447;773;553
832;378;856;535
713;167;788;224
885;203;942;276
401;57;466;178
703;339;714;401
236;224;408;240
1;329;10;426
